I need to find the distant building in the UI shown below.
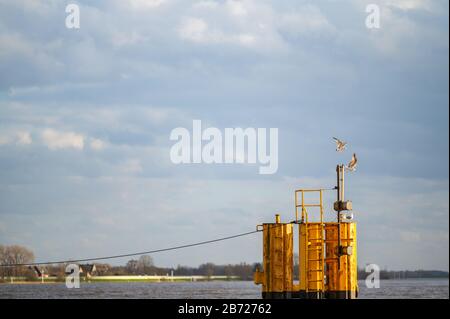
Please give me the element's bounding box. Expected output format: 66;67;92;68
31;266;49;278
79;264;97;278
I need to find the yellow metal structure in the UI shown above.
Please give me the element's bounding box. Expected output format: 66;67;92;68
255;174;359;299
325;222;358;298
254;214;293;299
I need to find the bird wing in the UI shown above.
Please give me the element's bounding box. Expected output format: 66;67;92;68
349;154;357;167
333;137;347;145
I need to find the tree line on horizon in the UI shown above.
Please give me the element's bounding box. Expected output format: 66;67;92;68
0;245;35;279
0;245;260;280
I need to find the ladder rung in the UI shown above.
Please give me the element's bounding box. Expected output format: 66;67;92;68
308;269;323;272
308;258;323;261
296;204;321;207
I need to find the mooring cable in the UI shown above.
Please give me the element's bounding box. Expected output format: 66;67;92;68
0;229;261;268
1;205;330;268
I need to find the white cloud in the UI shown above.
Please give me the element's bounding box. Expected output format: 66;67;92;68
226;0;248;17
41;128;84;150
385;0;436;12
0;0;57;15
178;1;334;51
0;130;32;145
193;1;219;10
277;6;336;36
350;0;440;13
178;16;273;48
8;82;105;97
90;138;106;151
127;0;166;10
0;33;34;59
112;31;148;47
237;34;256;46
178;17;211;43
0;135;10;145
16;131;32;145
180;4;251;45
121;159;143;174
347;0;446;57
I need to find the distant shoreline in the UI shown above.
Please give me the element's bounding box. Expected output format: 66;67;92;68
1;277;448;285
0;275;242;284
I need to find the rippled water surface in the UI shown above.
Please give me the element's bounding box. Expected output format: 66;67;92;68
0;279;448;299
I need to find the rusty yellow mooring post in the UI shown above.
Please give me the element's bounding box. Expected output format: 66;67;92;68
254;167;359;299
254;214;293;299
325;222;358;299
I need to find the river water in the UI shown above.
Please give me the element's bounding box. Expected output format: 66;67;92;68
0;279;448;299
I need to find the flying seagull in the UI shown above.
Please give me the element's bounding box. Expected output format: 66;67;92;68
346;153;358;171
333;137;347;152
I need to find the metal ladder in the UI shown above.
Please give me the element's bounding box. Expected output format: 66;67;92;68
295;189;325;297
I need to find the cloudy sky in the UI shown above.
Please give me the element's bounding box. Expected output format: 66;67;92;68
0;0;448;271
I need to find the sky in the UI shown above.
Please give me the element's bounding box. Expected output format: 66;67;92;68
0;0;448;271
